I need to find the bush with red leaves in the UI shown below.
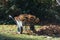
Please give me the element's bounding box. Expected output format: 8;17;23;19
14;14;40;24
14;14;40;34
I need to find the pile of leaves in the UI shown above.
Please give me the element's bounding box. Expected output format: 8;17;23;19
37;25;60;36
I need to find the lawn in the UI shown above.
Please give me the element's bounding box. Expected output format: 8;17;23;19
0;25;60;40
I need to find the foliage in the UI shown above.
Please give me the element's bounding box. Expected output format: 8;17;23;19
0;0;60;24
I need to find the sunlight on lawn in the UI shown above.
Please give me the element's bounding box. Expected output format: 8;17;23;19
0;25;60;40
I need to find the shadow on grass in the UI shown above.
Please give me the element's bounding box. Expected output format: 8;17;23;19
0;34;35;40
37;34;60;38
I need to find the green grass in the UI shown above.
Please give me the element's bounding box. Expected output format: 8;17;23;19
0;25;60;40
